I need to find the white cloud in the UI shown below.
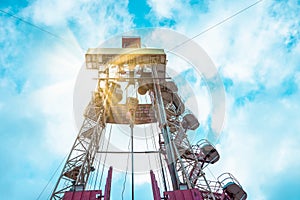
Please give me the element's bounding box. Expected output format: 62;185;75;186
144;0;300;199
147;0;178;19
31;79;76;154
212;90;300;199
274;138;300;173
8;0;136;157
25;0;77;26
146;0;300;88
2;0;300;198
23;0;134;49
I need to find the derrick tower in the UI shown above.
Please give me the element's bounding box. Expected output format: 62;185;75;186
50;37;247;200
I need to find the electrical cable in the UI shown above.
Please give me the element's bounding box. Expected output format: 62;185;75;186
1;0;263;55
93;132;106;189
149;91;170;191
121;137;132;200
0;9;64;41
99;124;113;188
35;155;67;200
148;100;163;170
12;0;265;197
0;9;86;52
144;124;152;169
150;121;166;192
207;166;217;181
143;95;152;169
168;0;263;52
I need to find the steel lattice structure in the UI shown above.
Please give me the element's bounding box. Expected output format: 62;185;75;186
50;37;247;200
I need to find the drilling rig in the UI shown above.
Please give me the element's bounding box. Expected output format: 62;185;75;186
50;36;247;200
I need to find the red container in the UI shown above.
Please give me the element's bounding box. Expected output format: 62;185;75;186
62;190;102;200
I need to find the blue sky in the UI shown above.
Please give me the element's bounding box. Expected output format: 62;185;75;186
1;0;300;199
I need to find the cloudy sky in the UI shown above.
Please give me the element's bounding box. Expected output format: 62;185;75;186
1;0;300;199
